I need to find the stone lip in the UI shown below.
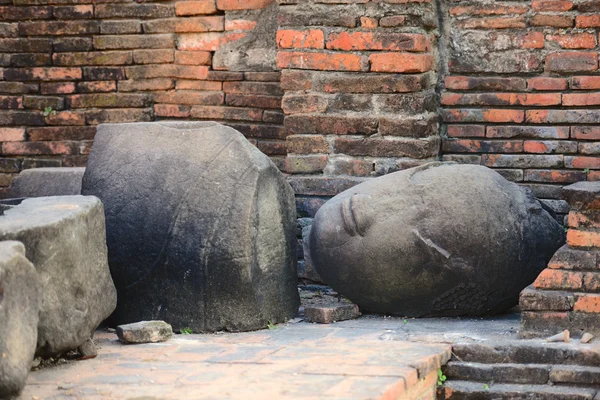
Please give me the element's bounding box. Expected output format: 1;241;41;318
116;321;173;344
9;167;85;198
562;181;600;211
0;196;117;358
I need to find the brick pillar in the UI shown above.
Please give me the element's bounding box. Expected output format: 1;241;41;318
520;181;600;339
276;0;440;217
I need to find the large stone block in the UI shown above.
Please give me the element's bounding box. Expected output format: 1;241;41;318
0;196;116;357
82;121;300;332
0;241;40;399
310;162;565;317
9;167;85;198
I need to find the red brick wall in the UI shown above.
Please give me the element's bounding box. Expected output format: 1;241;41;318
441;0;600;215
0;0;284;197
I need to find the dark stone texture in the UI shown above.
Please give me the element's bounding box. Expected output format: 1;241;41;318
310;162;565;317
82;121;300;333
9;167;84;198
519;287;574;311
0;196;117;357
563;181;600;211
0;241;40;399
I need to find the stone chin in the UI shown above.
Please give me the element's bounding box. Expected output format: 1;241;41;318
309;163;565;317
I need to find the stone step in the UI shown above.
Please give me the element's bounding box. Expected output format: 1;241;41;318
451;341;600;367
444;362;600;387
439;380;598;400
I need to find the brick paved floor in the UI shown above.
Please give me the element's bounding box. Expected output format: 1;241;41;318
22;318;453;400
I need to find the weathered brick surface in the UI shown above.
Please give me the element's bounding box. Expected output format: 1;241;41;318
0;0;283;191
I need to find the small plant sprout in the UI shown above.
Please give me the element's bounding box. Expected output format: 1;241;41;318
180;327;193;335
267;321;277;330
483;384;489;391
437;368;447;386
43;107;56;117
403;319;408;324
584;168;591;174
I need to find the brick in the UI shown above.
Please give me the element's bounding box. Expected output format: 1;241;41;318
223;81;282;96
0;111;44;126
327;32;430;52
524;169;585;183
256;140;286;156
0;96;22;109
579;142;600;155
519;287;574;311
584;272;600;292
52;5;93;19
206;71;243;81
126;65;208;80
190;106;263;121
225;19;257;31
442;109;524;123
0;82;38;94
285;154;328;174
449;4;528;16
262;111;284;124
95;4;175;19
154;104;191;118
443;139;522;154
579;1;600;12
457;17;526;29
85;108;153;125
53;51;132;66
216;0;272;10
532;1;574;11
277;51;366;72
528;77;568;91
175;51;212;65
45;111;85;126
27;126;95;141
530;14;574;28
441;93;560;107
562;181;600;211
370;53;433;73
133;49;174;65
525;139;578;154
0;6;52;20
285;114;377;135
244;72;280;82
100;20;141;35
564;156;600;169
447;125;485;138
321;73;423;94
176;80;221;91
0;128;25;142
4;67;81;81
177;32;222;51
550;364;600;385
546;34;597;49
2;141;78;156
326;157;374;177
520;311;572;335
277;29;324;49
489;126;567;140
67;93;152;109
527;110;600;124
143;16;224;33
378;116;438;138
563;93;600;106
280;70;313;91
572;126;600;140
23;95;63;110
10;53;51;67
546;52;598;72
83;67;125;80
360;17;377;29
0;38;52;53
154;91;223;106
481;154;563;168
175;0;217;16
548;245;598;270
568;230;600;249
53;37;92;52
445;76;526;91
286;135;330;154
119;79;174;92
379;16;406;27
288;176;365;197
282;94;326;114
568;211;600;230
572;76;600;90
534;269;584;290
18;21;99;36
304;304;360;324
576;15;600;28
333;137;440;158
94;35;175;50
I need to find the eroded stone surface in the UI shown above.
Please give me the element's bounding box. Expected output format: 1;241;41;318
0;196;117;357
0;241;40;399
82;121;299;333
9;167;85;198
310;163;565;317
117;321;173;344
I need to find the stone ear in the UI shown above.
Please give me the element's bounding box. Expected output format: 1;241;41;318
341;193;373;237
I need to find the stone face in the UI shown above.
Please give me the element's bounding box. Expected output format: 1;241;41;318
81;121;300;332
0;241;40;399
117;321;173;344
0;196;117;357
310;162;565;317
9;167;85;198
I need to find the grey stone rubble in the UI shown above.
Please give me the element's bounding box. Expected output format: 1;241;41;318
9;167;85;198
0;196;117;357
82;121;299;333
117;321;173;344
0;241;40;399
310;162;565;317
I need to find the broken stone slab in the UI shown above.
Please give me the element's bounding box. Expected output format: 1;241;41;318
546;330;570;343
310;163;565;317
117;321;173;344
581;333;594;344
304;304;360;324
0;196;117;357
82;121;300;332
0;241;40;399
9;167;85;198
562;181;600;211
